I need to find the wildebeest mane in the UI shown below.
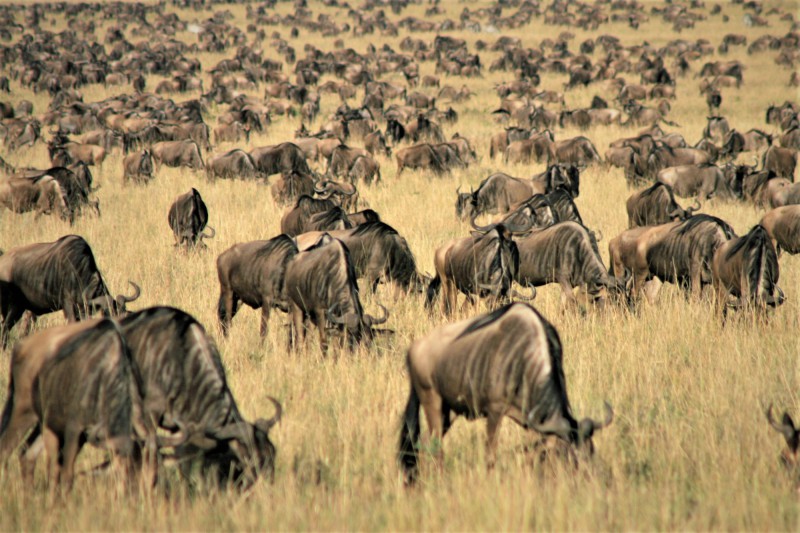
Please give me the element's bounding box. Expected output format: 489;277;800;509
254;234;298;262
675;214;735;238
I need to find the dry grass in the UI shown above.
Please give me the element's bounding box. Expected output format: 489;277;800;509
1;0;799;529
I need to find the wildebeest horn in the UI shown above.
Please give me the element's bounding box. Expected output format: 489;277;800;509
504;216;535;235
201;225;216;239
456;185;462;194
470;213;495;232
314;181;330;194
365;304;389;326
118;281;141;303
766;404;797;443
688;198;701;213
510;286;536;301
594;229;603;242
340;184;356;196
255;396;283;432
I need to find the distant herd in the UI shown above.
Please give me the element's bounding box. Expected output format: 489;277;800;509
0;0;798;495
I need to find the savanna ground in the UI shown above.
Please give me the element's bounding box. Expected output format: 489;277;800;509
0;0;799;529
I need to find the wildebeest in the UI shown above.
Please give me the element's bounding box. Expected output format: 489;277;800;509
657;164;737;200
552;136;601;167
531;164;581;199
271;171;316;205
294;221;424;295
504;132;554;164
250;142;312;178
151;140;204;170
711;225;784;320
168;188;215;249
626;182;700;228
119;306;282;486
398;303;613;483
206;149;259;180
456;173;542;220
510;222;622;307
395;144;447;176
122;149;155;184
426;224;529;315
0;319;155;495
284;234;389;351
0;235;141;345
280;196;349;237
216;235;299;337
0;175;69;222
763;146;797;180
759;205;800;254
766;405;799;470
629;215;736;302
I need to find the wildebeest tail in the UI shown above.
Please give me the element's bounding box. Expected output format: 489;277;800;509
398;379;421;483
0;374;14;437
425;275;441;308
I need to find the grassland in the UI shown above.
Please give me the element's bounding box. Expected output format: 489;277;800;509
0;0;799;529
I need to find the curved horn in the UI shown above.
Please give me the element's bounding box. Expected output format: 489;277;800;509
766;404;796;442
510;286;537;301
504;216;535;235
255;397;283;432
314;180;330;194
469;212;495;232
594;229;604;242
592;401;614;431
365;304;389;327
119;281;141;303
213;421;253;443
201;225;216;239
456;185;462;195
340;183;357;196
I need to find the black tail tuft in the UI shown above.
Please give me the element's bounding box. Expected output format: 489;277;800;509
425;275;441;309
398;383;421;484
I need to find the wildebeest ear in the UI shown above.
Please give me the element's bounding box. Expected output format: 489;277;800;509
782;413;796;432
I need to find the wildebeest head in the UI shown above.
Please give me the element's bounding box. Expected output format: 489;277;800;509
204;397;283;485
84;281;141;317
326;302;391;347
455;185;476;220
139;149;153;176
766;405;799;470
529;402;614;458
314;179;357;206
546;164;580;198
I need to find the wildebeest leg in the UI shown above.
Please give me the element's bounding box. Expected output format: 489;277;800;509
20;430;43;485
558;277;577;307
217;290;238;336
260;305;270;338
59;426;83;494
0;304;26;347
419;389;445;469
316;309;329;353
290;303;305;350
43;428;61;500
485;410;504;470
442;279;457;316
0;404;38;466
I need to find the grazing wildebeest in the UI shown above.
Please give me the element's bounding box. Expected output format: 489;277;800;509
647;144;714;179
328;145;370;178
119;306;282;486
395;144;447;176
0;175;69;221
280;196;347;237
295;221;424;295
759;205;800;254
766;406;799;470
168;188;215;249
456;173;542;220
216;235;299;337
657;164;737;200
0;319;156;495
364;130;391;157
509;222;622;307
553;136;601;167
763;146;797;181
349;154;382;184
206;149;259;180
122;149;154;184
0;236;140;344
314;180;359;212
486;194;556;230
151;140;204;170
626;182;700;228
271;171;316;205
711;225;784;320
630;215;736;302
504;133;554;164
703;116;731;145
250;142;312;178
284;234;389;351
398;303;613;484
426;224;531;315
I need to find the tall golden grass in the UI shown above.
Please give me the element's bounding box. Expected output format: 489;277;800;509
0;0;799;529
